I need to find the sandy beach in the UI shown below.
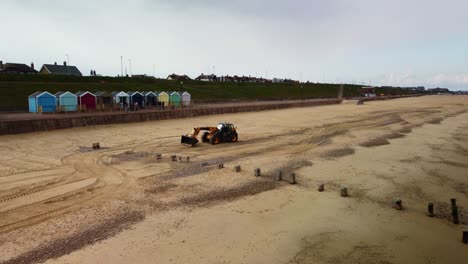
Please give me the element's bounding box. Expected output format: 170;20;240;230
0;95;467;264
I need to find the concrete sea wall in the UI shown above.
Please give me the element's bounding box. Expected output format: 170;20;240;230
0;99;342;135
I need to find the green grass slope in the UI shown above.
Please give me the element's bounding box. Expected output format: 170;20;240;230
0;75;413;111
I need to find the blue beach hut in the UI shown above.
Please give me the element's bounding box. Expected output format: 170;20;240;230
55;91;78;112
127;91;145;107
143;91;158;106
28;91;57;113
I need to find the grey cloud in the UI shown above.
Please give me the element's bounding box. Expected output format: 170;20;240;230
147;0;351;21
1;0;468;89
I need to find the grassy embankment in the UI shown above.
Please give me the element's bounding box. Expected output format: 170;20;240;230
0;74;413;111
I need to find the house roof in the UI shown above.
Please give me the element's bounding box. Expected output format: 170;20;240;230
170;91;180;96
158;91;168;95
1;63;37;73
182;91;191;95
76;91;95;97
196;74;216;80
167;73;192;80
143;91;156;96
41;64;82;76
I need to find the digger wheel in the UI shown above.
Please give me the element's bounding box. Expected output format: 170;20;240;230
202;132;210;143
210;134;220;145
231;134;238;142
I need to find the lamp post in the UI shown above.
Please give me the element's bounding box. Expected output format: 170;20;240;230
300;85;303;102
120;56;123;77
128;59;132;77
300;72;303;102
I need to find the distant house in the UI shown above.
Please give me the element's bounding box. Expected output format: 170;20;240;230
167;74;192;81
132;74;149;78
218;75;234;82
202;74;271;83
0;61;37;74
415;86;425;92
39;62;82;76
427;87;450;94
195;73;217;82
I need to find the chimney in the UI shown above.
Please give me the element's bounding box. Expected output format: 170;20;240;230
31;62;34;70
63;61;67;66
54;62;57;65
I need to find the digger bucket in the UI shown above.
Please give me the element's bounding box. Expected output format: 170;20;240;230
181;135;199;146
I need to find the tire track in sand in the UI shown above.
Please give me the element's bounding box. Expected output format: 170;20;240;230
0;178;97;213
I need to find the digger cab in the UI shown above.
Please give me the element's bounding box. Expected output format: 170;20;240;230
218;122;236;132
212;123;237;144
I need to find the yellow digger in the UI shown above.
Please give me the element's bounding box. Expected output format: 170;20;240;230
181;122;238;146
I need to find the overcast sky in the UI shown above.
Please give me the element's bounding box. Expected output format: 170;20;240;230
2;0;468;89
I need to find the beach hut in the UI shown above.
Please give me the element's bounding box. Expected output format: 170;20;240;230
158;91;169;107
28;91;57;113
76;91;97;110
143;91;158;106
95;91;113;109
169;91;181;107
111;91;130;106
127;91;145;107
55;91;78;112
181;91;191;106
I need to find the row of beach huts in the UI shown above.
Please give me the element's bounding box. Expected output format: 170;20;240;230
28;91;191;113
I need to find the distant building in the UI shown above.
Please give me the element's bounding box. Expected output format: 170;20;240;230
401;86;426;92
195;73;217;82
0;61;37;74
194;73;286;83
416;86;425;92
427;87;450;94
131;74;149;78
167;73;192;81
39;62;82;76
233;75;249;82
219;75;271;83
